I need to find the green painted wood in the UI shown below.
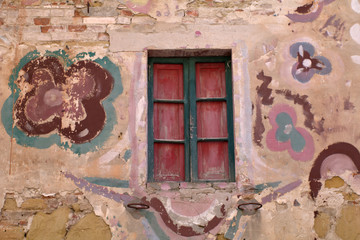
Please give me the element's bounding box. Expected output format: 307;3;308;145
225;59;236;182
189;58;198;182
147;59;155;181
148;56;234;182
197;138;228;142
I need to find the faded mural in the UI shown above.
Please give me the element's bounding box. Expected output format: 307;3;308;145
0;0;360;239
1;50;122;154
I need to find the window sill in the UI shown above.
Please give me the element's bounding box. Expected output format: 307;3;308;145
146;181;237;193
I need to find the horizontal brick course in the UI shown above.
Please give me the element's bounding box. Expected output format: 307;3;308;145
50;9;66;17
50;16;76;24
68;25;87;32
83;17;116;24
22;32;51;41
41;25;65;33
116;16;131;25
119;9;134;17
21;8;51;17
85;25;107;32
98;32;109;41
186;9;199;17
34;17;50;25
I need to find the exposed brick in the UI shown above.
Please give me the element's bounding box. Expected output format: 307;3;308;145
21;0;42;6
50;9;65;17
7;17;33;25
116;16;131;25
0;18;4;26
41;25;65;33
132;15;155;25
33;17;50;25
22;9;50;17
186;9;199;17
74;32;98;41
21;198;47;210
2;198;18;211
64;9;75;17
51;16;75;24
86;25;107;32
23;26;42;33
119;9;134;17
22;32;52;41
74;10;84;17
72;17;83;25
68;25;86;32
83;17;116;24
98;32;109;41
0;226;24;240
50;32;76;40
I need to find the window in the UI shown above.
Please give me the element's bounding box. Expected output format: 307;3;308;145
148;55;235;182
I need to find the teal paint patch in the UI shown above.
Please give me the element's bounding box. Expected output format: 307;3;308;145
75;52;96;60
123;149;132;161
275;112;306;152
1;50;123;155
254;181;282;194
83;177;129;188
143;211;170;240
290;130;306;152
142;218;160;240
225;210;242;239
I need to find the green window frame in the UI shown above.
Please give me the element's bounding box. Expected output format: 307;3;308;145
148;56;235;182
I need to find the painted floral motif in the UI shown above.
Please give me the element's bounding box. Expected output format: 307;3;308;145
290;42;332;83
266;104;314;162
1;50;122;154
14;56;113;144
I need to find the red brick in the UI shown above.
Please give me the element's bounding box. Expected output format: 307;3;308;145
119;9;134;17
0;18;4;26
186;10;199;17
41;26;64;33
22;0;41;6
34;17;50;25
68;25;87;32
74;10;84;17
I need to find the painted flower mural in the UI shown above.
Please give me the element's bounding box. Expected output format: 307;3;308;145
266;104;314;162
289;42;332;83
1;50;122;154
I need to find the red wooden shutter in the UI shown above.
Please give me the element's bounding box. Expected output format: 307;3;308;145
153;64;185;181
196;63;229;180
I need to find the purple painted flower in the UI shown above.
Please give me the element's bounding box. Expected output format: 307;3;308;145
289;42;332;83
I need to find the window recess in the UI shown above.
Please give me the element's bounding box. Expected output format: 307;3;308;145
148;56;235;182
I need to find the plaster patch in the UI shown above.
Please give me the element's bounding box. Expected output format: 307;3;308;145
166;198;220;226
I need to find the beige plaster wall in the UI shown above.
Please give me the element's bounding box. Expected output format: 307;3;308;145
0;0;359;239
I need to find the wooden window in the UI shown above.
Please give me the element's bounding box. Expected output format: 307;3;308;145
148;57;235;182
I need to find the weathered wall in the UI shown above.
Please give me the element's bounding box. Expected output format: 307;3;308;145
1;0;360;239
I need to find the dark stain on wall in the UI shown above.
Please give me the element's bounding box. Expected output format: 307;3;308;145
295;2;314;14
275;89;324;134
254;98;265;147
254;70;273;147
256;70;274;106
